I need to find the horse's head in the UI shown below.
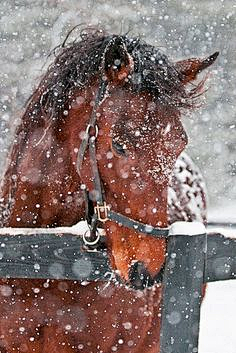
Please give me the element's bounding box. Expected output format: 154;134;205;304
3;31;218;287
69;33;217;286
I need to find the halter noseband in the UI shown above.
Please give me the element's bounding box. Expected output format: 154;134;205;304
77;78;169;245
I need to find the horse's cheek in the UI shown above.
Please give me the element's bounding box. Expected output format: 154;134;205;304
134;236;166;276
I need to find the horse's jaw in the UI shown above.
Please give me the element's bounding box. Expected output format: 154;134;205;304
107;223;166;286
104;184;168;286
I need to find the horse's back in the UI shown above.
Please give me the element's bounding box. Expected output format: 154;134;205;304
168;152;207;225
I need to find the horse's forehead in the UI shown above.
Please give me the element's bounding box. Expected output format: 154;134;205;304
86;84;181;130
102;91;180;127
103;90;152;118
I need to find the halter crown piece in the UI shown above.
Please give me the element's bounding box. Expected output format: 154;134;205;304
76;39;169;245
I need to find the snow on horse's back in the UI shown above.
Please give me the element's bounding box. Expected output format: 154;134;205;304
168;151;207;225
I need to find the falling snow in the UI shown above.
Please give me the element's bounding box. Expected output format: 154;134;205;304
0;1;236;353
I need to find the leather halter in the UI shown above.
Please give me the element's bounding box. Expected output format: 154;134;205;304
77;78;169;245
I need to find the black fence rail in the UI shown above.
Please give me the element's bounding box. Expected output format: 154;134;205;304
0;223;235;353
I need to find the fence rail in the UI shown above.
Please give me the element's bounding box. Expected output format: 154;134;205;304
0;228;235;283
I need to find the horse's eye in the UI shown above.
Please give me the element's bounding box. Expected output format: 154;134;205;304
112;140;127;156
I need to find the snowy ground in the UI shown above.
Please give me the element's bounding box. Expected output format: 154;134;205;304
200;280;236;353
200;205;236;353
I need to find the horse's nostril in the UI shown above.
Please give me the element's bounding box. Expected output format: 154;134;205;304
129;261;154;290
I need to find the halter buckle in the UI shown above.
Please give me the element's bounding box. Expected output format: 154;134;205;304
86;124;99;138
94;202;110;222
82;229;101;246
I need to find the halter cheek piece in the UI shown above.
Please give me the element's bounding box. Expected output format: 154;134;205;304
77;78;169;245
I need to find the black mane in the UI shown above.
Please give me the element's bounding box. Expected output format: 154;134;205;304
26;29;200;121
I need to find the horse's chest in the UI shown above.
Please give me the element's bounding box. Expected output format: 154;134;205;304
0;280;162;352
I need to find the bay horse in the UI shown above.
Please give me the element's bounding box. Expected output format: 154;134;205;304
0;30;217;353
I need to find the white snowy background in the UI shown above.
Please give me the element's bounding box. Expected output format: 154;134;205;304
0;1;236;352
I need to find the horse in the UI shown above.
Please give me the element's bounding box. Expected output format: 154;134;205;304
0;30;217;353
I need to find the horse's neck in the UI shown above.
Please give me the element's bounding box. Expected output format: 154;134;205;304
0;122;84;227
0;88;97;228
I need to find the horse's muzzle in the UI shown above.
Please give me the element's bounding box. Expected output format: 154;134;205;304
129;261;156;290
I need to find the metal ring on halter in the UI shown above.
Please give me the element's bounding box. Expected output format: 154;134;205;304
86;124;99;139
82;229;101;246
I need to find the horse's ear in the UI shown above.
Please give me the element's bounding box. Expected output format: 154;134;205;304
103;37;134;83
175;52;219;84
